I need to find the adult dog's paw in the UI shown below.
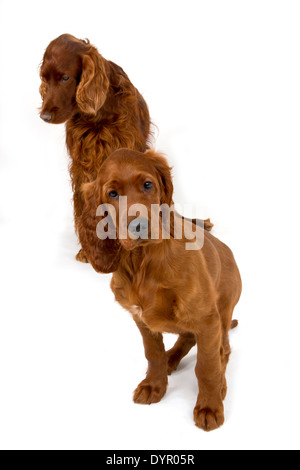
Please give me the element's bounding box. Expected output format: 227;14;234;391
75;249;89;263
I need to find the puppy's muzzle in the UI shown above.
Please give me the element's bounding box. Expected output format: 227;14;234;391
40;112;53;123
128;217;149;239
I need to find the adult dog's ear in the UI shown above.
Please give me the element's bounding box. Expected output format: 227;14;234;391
145;149;174;206
76;47;109;115
77;179;122;273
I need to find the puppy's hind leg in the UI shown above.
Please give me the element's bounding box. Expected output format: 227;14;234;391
166;332;196;375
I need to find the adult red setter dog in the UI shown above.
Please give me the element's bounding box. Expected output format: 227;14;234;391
39;34;151;266
78;148;242;431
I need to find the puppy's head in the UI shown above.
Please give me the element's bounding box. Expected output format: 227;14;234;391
39;34;109;124
79;148;173;255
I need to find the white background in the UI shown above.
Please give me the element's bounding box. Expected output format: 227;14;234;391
0;0;299;450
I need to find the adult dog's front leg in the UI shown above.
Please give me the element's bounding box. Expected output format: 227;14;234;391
133;317;168;405
73;189;89;263
194;312;225;432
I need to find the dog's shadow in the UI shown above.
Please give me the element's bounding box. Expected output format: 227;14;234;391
166;350;199;403
164;343;237;422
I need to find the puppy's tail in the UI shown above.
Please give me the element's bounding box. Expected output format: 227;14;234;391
192;218;214;232
231;319;239;329
203;218;214;232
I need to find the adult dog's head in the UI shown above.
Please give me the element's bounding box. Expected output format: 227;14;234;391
39;34;109;124
78;149;174;271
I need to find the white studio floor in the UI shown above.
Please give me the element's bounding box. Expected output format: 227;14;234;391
0;0;300;450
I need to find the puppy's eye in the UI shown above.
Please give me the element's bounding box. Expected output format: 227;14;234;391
61;76;70;82
108;190;119;199
143;181;153;191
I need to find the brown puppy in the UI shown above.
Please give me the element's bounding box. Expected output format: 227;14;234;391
39;34;151;268
78;148;242;431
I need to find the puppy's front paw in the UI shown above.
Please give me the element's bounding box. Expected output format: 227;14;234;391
193;405;224;432
133;378;167;405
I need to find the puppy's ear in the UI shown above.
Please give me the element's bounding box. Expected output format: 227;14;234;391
39;58;47;100
39;78;47;100
77;179;122;273
76;47;109;115
145;150;173;206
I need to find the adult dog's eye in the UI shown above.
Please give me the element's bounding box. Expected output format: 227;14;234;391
143;181;153;191
109;190;119;199
61;76;70;82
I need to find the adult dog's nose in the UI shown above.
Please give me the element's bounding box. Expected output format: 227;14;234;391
40;112;53;123
128;217;149;239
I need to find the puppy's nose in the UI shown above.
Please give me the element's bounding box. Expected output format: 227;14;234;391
128;217;149;239
40;112;53;123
